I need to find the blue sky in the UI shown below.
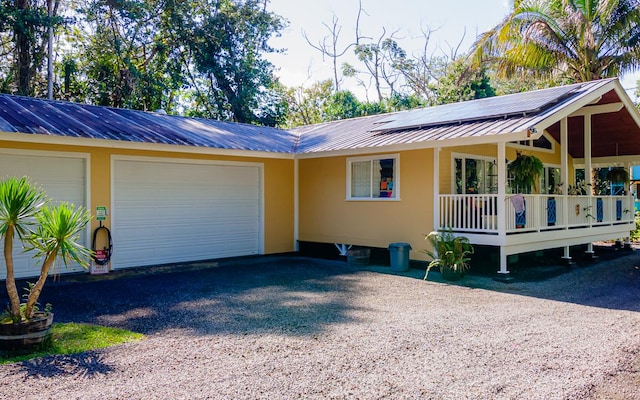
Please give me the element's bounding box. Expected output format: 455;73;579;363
265;0;640;102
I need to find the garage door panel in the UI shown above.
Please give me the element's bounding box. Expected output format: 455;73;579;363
0;153;87;279
113;159;262;269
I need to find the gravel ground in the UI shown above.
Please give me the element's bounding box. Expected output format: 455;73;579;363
1;250;639;400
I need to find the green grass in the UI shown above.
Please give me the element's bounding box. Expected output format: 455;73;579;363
0;323;144;364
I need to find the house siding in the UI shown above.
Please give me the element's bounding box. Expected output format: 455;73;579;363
298;149;434;260
0;140;295;256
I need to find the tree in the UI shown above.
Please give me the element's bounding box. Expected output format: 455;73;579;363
0;0;64;96
471;0;640;82
178;0;287;125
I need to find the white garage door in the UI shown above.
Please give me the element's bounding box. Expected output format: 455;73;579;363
112;158;262;269
0;151;88;279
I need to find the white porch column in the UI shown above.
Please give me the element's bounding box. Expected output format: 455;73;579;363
433;147;440;231
584;114;594;258
561;118;572;262
497;141;509;274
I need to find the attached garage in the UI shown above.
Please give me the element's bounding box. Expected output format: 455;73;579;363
111;157;263;269
0;150;89;279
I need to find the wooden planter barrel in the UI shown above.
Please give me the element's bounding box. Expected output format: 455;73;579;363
0;312;53;351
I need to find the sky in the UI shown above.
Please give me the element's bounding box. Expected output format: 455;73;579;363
265;0;640;102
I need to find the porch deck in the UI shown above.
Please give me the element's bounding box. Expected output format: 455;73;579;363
438;194;636;272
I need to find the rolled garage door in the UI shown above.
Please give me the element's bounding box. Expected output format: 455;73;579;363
112;157;262;269
0;151;88;279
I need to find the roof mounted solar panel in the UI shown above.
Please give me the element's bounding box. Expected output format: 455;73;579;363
372;83;583;132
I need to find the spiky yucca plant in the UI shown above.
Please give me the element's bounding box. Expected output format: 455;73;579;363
0;177;92;322
24;202;92;319
0;178;47;321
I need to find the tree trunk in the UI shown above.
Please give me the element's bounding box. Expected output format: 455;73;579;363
3;227;21;319
15;0;32;96
24;250;57;319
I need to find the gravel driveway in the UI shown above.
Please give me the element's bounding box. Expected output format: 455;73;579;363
1;251;639;399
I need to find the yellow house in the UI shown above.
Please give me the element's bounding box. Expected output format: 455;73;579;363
1;78;639;278
292;78;640;273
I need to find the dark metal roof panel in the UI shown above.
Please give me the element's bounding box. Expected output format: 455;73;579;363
373;83;583;132
0;95;298;153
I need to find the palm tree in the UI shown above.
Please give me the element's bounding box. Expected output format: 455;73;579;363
0;178;46;320
471;0;640;82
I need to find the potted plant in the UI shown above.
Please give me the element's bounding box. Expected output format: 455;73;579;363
606;167;629;185
507;152;544;193
0;177;92;350
421;229;474;281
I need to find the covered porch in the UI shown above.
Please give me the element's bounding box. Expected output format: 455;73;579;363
431;80;640;273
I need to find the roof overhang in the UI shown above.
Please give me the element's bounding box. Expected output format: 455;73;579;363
0;131;296;160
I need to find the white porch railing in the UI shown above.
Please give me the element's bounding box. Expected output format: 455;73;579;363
438;194;635;233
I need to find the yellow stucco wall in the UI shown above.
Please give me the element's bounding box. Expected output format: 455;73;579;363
298;149;434;260
0;140;295;255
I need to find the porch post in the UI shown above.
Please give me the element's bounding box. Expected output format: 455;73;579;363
497;141;509;274
625;161;632;249
433;147;440;231
561;117;572;263
584;114;594;258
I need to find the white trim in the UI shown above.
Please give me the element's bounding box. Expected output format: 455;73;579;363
506;130;556;154
346;153;400;201
450;152;497;195
569;102;624;117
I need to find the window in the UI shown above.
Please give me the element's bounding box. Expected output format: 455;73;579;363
509;133;554;152
541;166;561;194
347;155;398;199
454;155;497;194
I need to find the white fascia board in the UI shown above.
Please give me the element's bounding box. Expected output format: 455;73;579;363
531;80;631;133
293;130;531;159
0;131;295;160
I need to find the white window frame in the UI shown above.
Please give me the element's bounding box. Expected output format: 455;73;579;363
346;154;400;201
451;152;497;194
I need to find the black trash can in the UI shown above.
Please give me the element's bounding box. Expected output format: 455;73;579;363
388;242;412;272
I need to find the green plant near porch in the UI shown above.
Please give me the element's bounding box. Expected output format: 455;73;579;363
508;152;544;193
422;229;474;281
0;177;92;323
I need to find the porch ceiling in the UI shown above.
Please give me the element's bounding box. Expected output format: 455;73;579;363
546;89;640;159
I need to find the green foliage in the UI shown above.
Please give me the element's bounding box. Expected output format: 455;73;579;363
0;177;92;321
0;323;144;363
422;229;474;281
432;57;496;106
507;152;545;193
0;177;47;320
471;0;640;82
631;213;640;241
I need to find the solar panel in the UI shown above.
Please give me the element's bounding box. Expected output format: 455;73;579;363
372;83;583;132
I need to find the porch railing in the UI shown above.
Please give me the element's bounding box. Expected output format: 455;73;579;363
438;194;635;233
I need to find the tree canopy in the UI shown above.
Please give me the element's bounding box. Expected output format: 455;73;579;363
471;0;640;82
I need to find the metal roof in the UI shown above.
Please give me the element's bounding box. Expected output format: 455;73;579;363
0;95;298;153
0;78;636;158
292;79;628;155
